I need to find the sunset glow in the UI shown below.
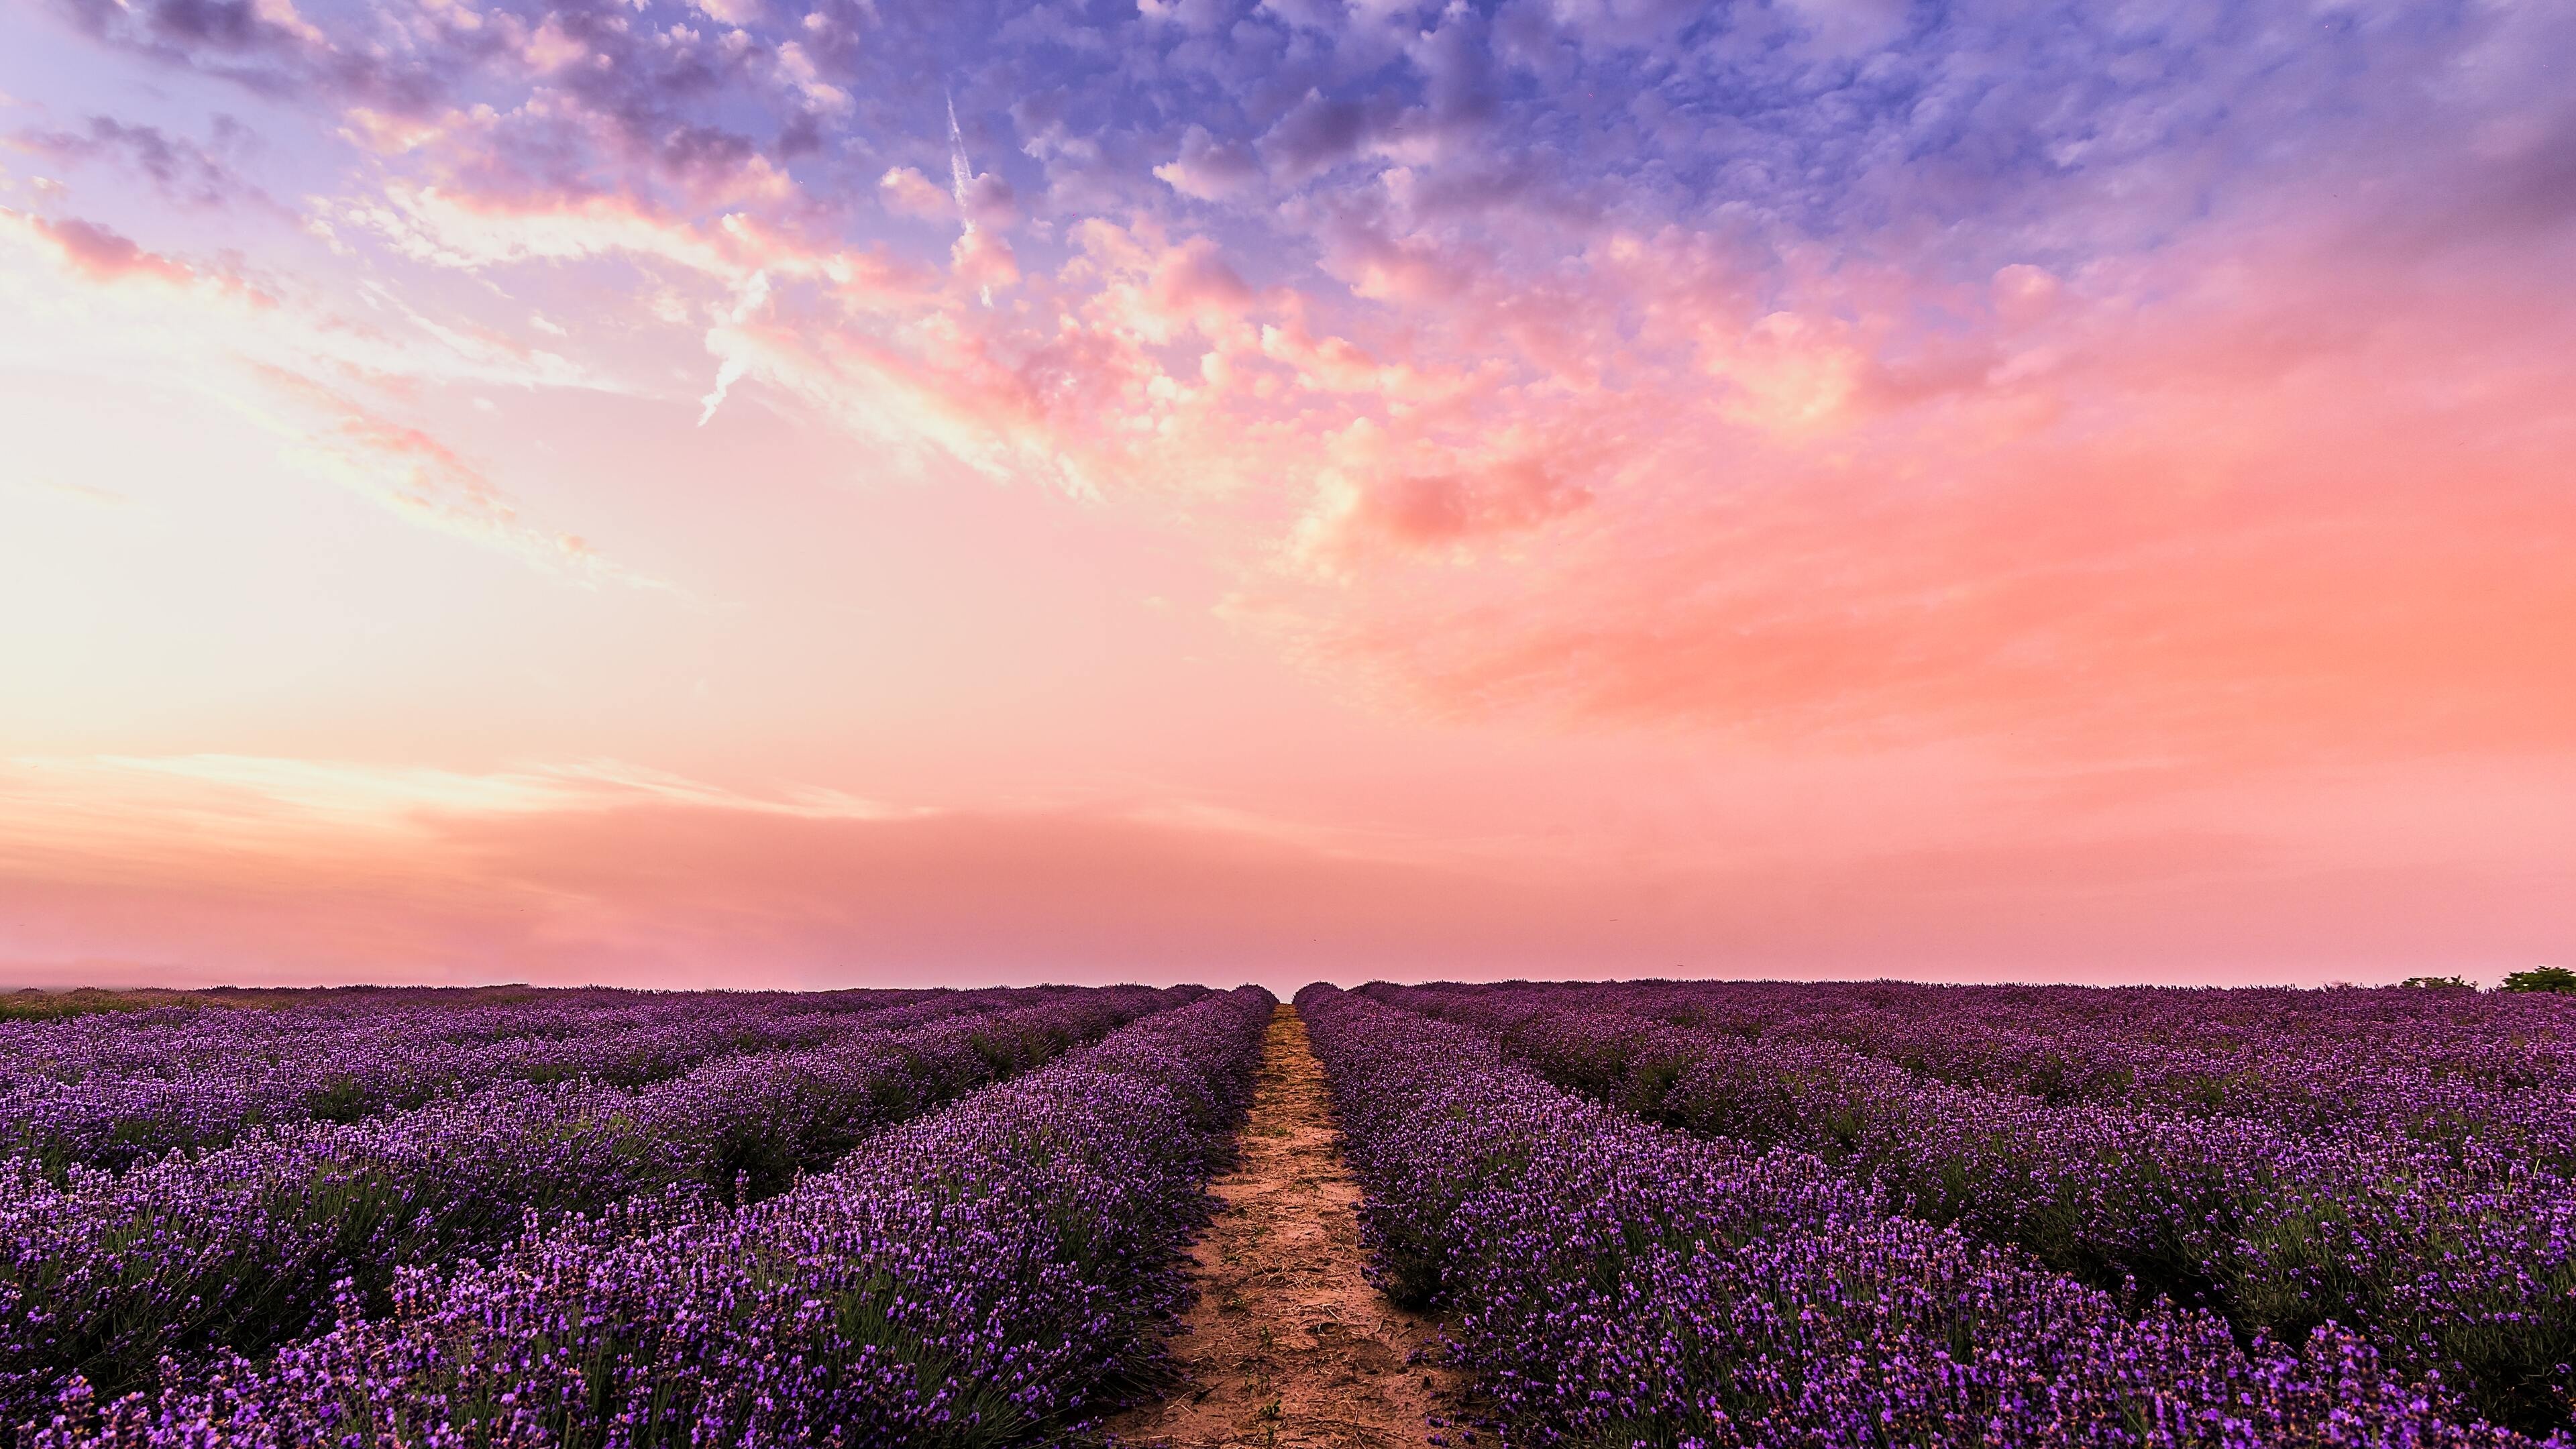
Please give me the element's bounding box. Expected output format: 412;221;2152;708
2;0;2569;990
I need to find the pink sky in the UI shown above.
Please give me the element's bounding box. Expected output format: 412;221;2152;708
1;0;2570;994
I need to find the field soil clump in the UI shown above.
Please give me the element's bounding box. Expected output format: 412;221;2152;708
1106;1003;1455;1448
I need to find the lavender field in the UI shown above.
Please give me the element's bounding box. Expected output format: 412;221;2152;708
1311;981;2576;1448
5;979;2572;1446
7;984;1269;1445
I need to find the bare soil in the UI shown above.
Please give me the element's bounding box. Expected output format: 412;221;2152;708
1106;1003;1457;1448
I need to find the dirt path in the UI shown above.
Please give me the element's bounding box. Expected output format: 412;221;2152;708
1106;1003;1454;1448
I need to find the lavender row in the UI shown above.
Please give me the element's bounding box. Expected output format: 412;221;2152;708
0;985;1194;1432
1399;979;2576;1149
1301;985;2561;1449
0;988;967;1173
1366;983;2576;1437
32;987;1273;1448
0;986;923;1097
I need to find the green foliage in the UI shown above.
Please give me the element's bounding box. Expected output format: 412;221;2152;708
2503;966;2576;995
2398;975;2473;990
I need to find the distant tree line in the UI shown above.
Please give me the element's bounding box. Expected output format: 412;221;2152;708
2400;967;2576;994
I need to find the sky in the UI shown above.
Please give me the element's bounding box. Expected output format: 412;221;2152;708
0;0;2569;994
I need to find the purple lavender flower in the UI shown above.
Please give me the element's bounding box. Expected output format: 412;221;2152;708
1305;983;2574;1448
28;987;1270;1448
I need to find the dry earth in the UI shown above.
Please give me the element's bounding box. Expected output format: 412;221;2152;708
1105;1003;1458;1448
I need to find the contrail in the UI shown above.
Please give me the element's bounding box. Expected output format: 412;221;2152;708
946;91;975;218
947;89;993;307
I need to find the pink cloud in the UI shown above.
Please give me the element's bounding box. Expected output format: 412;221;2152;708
1156;124;1263;201
3;207;288;314
4;755;2569;990
877;165;954;221
1332;457;1591;549
24;214;199;286
949;227;1018;294
286;73;2573;790
248;366;650;583
1258;207;2576;770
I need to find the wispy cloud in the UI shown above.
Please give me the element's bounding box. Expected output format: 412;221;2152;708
3;476;143;510
0;204;663;586
6;113;278;212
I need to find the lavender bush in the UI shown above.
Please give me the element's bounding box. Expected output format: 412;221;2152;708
1364;981;2576;1436
0;985;1194;1431
0;988;967;1173
28;987;1271;1448
1302;984;2566;1448
1374;979;2576;1152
